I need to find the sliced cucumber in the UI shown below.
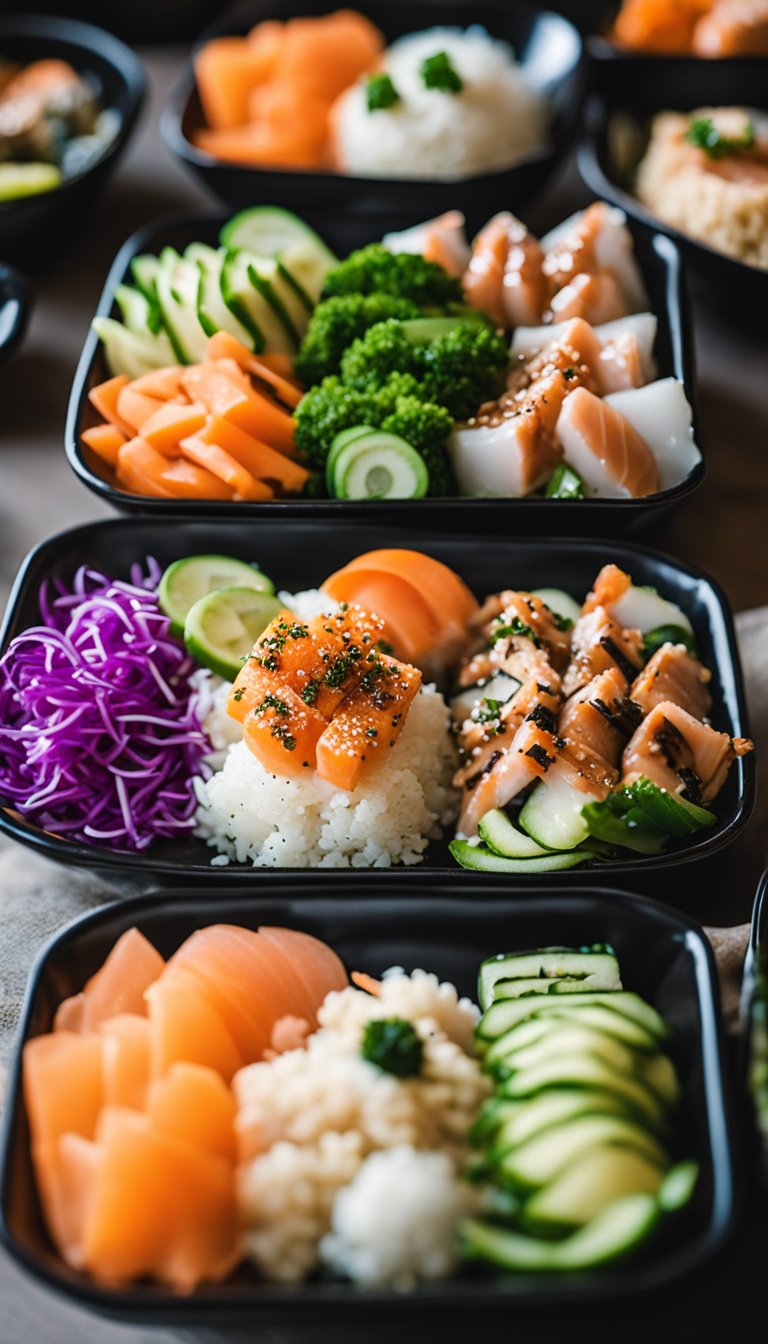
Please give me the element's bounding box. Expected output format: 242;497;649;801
450;671;521;726
487;1088;635;1156
497;1056;665;1129
461;1193;661;1271
159;555;274;640
478;810;551;860
247;256;306;348
484;1018;562;1070
328;430;429;500
640;1051;681;1107
545;463;585;499
479;947;621;1008
220;250;268;353
531;587;582;628
450;841;594;874
658;1160;698;1213
519;777;599;852
611;584;692;637
184;587;283;681
490;1023;641;1078
130;253;161;303
477;989;668;1045
0;161;61;200
470;1097;523;1147
155;248;209;364
92;316;174;380
494;1113;668;1192
192;248;254;348
541;1003;659;1052
114;284;157;337
521;1147;665;1236
183;241;221;269
220;206;336;270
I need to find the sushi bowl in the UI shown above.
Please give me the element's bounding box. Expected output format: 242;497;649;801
0;884;738;1319
0;15;146;268
161;0;585;236
0;262;32;367
578;94;768;314
65;205;703;536
0;517;753;894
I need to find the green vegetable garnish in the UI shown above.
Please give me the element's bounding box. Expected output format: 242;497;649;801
421;50;463;94
366;72;400;113
642;624;698;661
490;617;540;647
361;1017;424;1077
686;117;755;160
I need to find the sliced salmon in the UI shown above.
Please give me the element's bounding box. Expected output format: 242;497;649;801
99;1015;151;1111
146;964;245;1083
55;928;165;1035
24;1032;104;1146
33;1132;100;1271
582;564;632;616
146;1063;237;1162
470;590;573;672
256;926;348;1025
456;696;561;836
693;0;768;55
550;666;642;800
557;386;661;498
84;1107;240;1289
315;654;422;791
242;683;326;775
621;699;753;802
320;568;444;670
631;644;712;719
564;605;644;697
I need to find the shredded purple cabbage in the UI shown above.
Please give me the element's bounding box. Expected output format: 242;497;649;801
0;559;212;851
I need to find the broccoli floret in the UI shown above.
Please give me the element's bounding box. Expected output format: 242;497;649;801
378;391;453;456
294;293;420;386
339;319;421;390
294;377;378;464
421;322;509;420
322;243;463;308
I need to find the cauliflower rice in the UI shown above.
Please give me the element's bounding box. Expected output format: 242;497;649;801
636;108;768;270
332;25;548;181
234;971;489;1284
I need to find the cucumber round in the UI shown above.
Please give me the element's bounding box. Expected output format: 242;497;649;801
329;431;429;500
219;207;336;266
478;809;551;859
450;840;594;874
325;424;377;482
159;555;275;639
184;587;283;681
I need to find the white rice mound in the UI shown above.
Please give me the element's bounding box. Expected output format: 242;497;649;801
194;682;458;869
331;25;548;181
234;972;489;1285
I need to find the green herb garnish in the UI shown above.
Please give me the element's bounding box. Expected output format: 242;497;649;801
361;1017;423;1077
490;616;540;647
366;72;400;112
686;117;755;160
421;50;463;94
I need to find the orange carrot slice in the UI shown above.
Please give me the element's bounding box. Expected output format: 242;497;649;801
116;385;167;434
180;364;296;455
129;366;187;401
88;375;132;437
140;400;208;455
194;38;274;130
155;457;235;501
206;331;302;408
179;435;272;501
196;415;308;492
117;439;179;499
81;423;127;468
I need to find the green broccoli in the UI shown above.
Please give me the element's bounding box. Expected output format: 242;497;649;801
361;1017;423;1078
322;243;463;308
294;293;421;386
294;370;454;470
339;319;421;391
294;377;378;463
420;322;509;419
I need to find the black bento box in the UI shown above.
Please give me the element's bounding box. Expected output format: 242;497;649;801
0;519;753;893
0;884;738;1321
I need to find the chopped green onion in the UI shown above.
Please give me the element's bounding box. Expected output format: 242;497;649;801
366;72;400;112
686;117;755;160
421;51;463;94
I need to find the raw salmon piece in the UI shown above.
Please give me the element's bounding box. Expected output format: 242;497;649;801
631;644;712;719
449;401;563;499
463;214;517;328
99;1015;151;1111
53;992;85;1033
582;563;632;615
612;0;709;50
621;699;753;802
694;0;768;55
549;271;629;326
320;569;444;669
550;667;642;800
472;591;573;672
146;965;245;1083
33;1132;100;1271
279;11;384;103
456;705;560;836
24;1032;103;1146
564;606;644;697
315;655;422;791
557;387;661;499
384;212;471;277
463;212;547;327
56;928;165;1035
85;1107;240;1289
341;548;479;632
597;332;647;393
242;683;328;775
146;1063;237;1162
542;203;647;311
255;926;348;1025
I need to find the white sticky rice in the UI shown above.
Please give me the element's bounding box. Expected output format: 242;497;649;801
192;590;459;868
331;25;548;181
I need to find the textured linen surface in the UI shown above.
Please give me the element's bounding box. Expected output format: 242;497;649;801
1;609;766;1091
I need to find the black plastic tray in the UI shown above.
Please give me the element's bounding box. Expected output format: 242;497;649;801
0;884;739;1321
0;518;754;889
161;0;584;237
65;207;702;536
741;870;768;1184
0;15;146;269
0;263;32;368
578;94;768;316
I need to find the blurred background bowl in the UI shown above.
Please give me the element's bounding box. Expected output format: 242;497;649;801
0;262;31;365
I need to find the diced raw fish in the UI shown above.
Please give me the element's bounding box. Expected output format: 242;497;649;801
511;313;657;384
556;387;661;498
541;204;648;313
448;410;561;498
456;694;561;836
621;699;753;802
315;655;421;791
564;605;644;697
549;271;630;326
604;379;701;492
463;212;547;328
631;644;712;719
383;211;470;277
470;590;573;672
242;683;328;776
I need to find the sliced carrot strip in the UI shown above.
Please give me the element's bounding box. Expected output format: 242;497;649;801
206;332;302;408
197;416;309;493
88;375;132;437
117;440;175;498
140;401;208;456
179;435;272;501
81;424;127;469
130;367;188;401
116;385;167;434
180;365;296;456
156;457;234;501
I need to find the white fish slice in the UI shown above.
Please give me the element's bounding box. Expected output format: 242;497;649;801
510;313;658;383
604;378;701;492
540;205;649;313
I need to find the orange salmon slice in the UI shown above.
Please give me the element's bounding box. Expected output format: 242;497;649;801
315;655;422;791
557;387;660;498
